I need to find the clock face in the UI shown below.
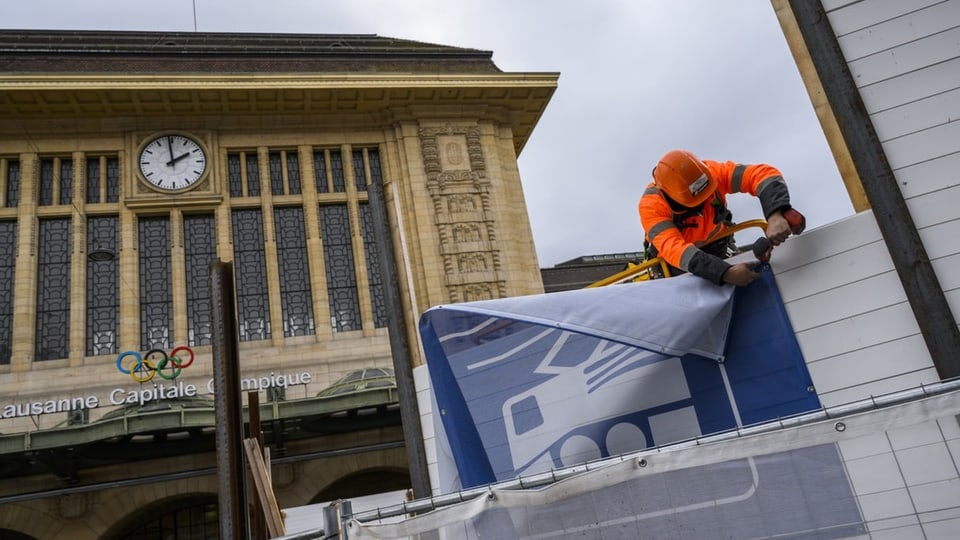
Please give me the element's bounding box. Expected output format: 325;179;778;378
139;134;207;191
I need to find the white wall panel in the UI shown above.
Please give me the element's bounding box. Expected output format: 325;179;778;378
817;368;939;407
775;240;894;302
826;0;944;36
894;153;960;199
837;1;960;61
882;120;960;170
769;211;885;274
795;301;920;361
871;88;960;142
848;26;960;87
785;271;907;332
859;57;960;114
806;333;933;394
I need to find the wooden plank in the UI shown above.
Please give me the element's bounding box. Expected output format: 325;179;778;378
918;218;960;260
848;26;960;87
836;1;960;60
243;438;286;538
860;57;960;114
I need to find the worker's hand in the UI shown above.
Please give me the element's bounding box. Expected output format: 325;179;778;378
765;211;792;246
722;262;761;287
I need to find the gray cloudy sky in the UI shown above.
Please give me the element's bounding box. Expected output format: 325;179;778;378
3;0;855;267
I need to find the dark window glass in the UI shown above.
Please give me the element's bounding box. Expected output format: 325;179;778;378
352;149;368;192
36;218;71;360
369;148;383;189
320;204;360;332
105;157;120;203
227;154;243;197
275;207;314;337
86;216;119;356
184;214;217;346
231;209;270;342
86;158;101;203
103;496;218;540
287;152;301;195
331;150;345;193
38;159;54;206
0;221;16;365
359;203;386;328
139;216;172;350
246;154;261;196
313;150;328;194
269;152;284;195
5;160;20;208
60;159;73;205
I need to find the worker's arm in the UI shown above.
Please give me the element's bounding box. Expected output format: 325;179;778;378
640;190;731;284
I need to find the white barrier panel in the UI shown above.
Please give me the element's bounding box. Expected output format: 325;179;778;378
350;387;960;539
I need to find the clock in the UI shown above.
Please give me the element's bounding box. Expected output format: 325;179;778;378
138;133;208;192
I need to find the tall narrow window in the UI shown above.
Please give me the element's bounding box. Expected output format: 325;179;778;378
38;158;73;206
0;221;16;365
287;152;301;195
246;154;261;196
86;158;101;204
38;159;55;206
352;149;368;192
359;204;387;328
184;214;217;346
320;205;360;332
313;150;328;194
139;216;172;350
4;159;20;208
105;157;120;203
228;152;261;197
85;156;120;204
269;150;302;196
330;151;345;193
274;207;314;337
227;154;243;197
36;218;71;360
269;152;285;195
231;209;270;342
86;216;119;356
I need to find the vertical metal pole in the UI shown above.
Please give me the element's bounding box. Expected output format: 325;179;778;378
367;178;431;499
211;260;250;539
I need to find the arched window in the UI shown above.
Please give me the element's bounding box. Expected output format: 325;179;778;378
102;495;217;540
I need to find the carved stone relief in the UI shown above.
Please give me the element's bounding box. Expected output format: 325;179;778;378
420;123;504;302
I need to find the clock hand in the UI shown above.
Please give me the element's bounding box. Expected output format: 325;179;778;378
170;152;192;165
165;136;176;166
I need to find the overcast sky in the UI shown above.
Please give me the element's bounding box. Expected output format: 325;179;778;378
3;0;855;267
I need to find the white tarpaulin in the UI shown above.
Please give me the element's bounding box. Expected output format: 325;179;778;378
423;273;736;362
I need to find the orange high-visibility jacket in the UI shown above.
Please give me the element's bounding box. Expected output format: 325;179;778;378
638;160;790;284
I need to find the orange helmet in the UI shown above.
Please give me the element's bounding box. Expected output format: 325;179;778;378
652;149;717;208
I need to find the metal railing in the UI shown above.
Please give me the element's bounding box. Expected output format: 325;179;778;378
586;219;768;288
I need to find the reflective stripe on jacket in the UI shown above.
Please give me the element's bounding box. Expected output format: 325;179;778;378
638;160;790;284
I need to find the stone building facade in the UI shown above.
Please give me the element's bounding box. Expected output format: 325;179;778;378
0;30;555;538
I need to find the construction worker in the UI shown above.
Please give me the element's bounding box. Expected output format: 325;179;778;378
639;149;795;286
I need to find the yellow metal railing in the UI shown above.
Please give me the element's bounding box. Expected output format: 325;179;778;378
586;219;768;288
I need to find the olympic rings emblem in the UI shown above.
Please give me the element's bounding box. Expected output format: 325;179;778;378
115;346;195;383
